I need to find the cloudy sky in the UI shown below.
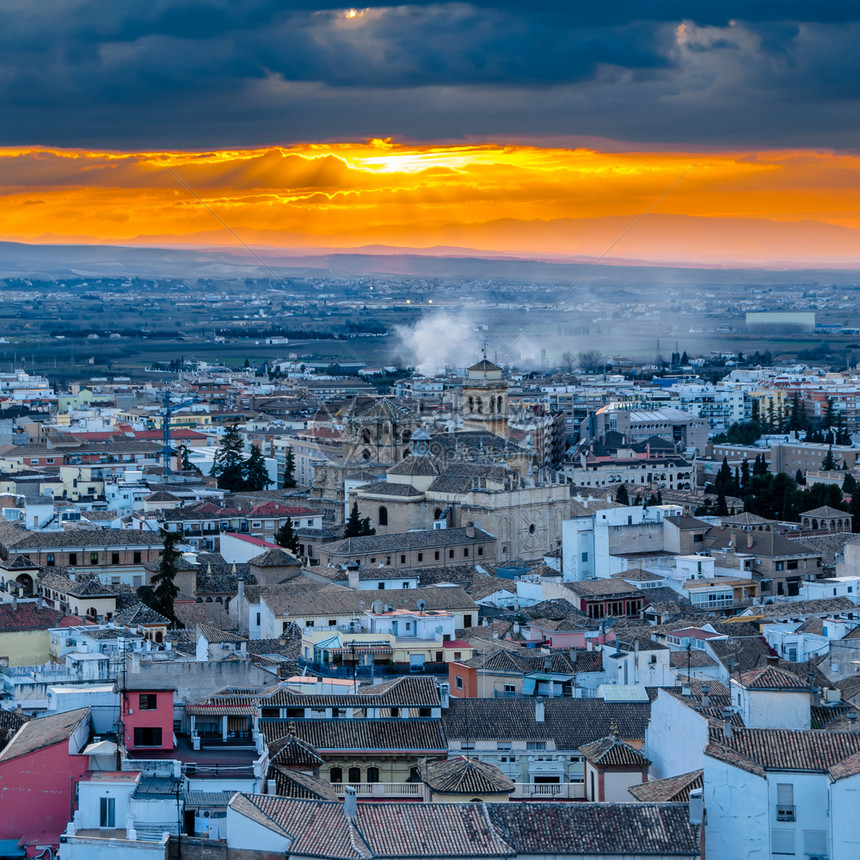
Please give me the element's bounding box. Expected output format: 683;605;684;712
3;2;860;265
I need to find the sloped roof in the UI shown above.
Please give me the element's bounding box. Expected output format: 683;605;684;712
706;726;860;777
229;794;515;859
801;506;849;518
629;769;703;803
579;735;651;768
113;602;170;627
0;602;63;632
248;548;302;568
488;803;701;856
736;665;809;691
270;765;339;801
270;733;324;767
419;756;514;795
261;719;447;754
0;707;89;763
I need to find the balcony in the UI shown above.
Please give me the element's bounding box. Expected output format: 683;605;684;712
332;782;426;799
776;804;796;822
512;782;585;800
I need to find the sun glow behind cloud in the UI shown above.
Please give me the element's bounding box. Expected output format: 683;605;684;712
1;141;859;265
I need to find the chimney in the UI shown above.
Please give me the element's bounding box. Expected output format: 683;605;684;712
701;684;711;708
766;654;779;666
688;787;704;826
343;785;358;819
465;521;476;539
10;595;16;610
722;708;734;738
746;530;753;550
849;712;858;733
267;779;277;795
535;698;545;722
347;567;359;590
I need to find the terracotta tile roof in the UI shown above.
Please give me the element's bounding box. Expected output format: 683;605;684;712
628;769;703;803
736;665;809;690
323;527;494;556
419;756;514;795
0;602;64;632
248;548;302;568
270;733;324;767
706;726;860;776
230;794;515;859
443;699;650;749
261;718;447;755
669;650;718;668
488;802;701;856
270;765;338;801
579;735;651;768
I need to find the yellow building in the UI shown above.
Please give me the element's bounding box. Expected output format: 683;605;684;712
0;601;65;667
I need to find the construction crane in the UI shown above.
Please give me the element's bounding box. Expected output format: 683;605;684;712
159;390;196;477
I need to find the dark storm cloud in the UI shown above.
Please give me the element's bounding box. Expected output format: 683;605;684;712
1;1;860;147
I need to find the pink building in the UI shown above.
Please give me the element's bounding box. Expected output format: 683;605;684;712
120;680;175;752
0;707;91;857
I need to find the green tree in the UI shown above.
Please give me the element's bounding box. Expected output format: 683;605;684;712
680;351;689;365
360;516;376;536
344;502;364;538
138;528;181;623
741;458;751;490
716;488;729;516
275;517;300;554
843;473;858;495
750;399;760;424
179;445;199;473
283;448;297;489
753;454;769;476
211;425;246;491
615;484;630;505
822;447;836;471
795;469;806;486
849;490;860;532
243;443;272;491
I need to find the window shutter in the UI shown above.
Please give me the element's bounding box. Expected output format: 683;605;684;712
777;783;793;805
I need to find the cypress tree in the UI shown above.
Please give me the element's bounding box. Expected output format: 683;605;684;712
284;448;297;488
244;443;272;491
211;425;246;491
344;502;364;538
616;484;630;505
138;528;181;623
275;516;300;554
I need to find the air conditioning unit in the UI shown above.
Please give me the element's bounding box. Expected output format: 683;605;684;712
201;810;211;819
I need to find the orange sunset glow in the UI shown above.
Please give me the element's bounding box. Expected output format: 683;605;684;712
3;141;860;266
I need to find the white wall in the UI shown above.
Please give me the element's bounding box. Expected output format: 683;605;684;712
226;803;290;853
704;755;770;860
735;686;811;730
646;690;710;780
830;772;860;858
77;778;135;829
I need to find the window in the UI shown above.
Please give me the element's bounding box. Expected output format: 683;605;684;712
69;553;77;565
527;741;547;751
330;767;343;783
776;783;795;821
133;727;162;747
463;547;469;557
417;553;423;562
378;506;388;526
477;547;483;556
455;675;463;689
434;551;440;560
46;554;55;567
90;552;99;565
402;582;409;589
400;555;406;564
328;619;336;627
581;552;589;562
133;551;141;564
461;742;475;751
139;693;158;710
256;612;261;625
348;767;361;783
377;582;385;590
504;684;516;694
497;741;512;751
133;576;143;588
111;552;120;565
366;767;380;783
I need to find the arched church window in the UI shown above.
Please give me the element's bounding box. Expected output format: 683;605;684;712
379;506;388;526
